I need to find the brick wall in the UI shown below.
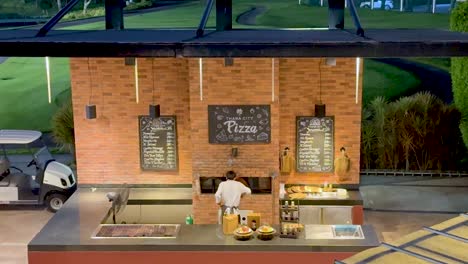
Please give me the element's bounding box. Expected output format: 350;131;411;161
70;57;362;224
188;58;280;224
278;58;363;185
70;58;192;184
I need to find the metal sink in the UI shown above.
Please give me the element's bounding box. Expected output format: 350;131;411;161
91;224;180;239
332;225;364;239
305;225;364;239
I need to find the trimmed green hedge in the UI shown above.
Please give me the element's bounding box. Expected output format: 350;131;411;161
451;1;468;149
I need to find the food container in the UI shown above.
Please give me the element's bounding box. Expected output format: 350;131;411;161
234;231;253;241
257;231;276;240
233;226;253;241
257;225;276;241
223;214;239;235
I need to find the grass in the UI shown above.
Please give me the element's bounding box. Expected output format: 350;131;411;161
0;57;70;131
363;59;421;105
257;5;450;29
407;57;451;72
64;0;450;30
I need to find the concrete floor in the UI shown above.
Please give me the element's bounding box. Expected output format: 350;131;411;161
0;207;459;264
0;206;52;264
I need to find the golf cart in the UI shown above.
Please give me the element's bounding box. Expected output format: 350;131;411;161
0;130;76;212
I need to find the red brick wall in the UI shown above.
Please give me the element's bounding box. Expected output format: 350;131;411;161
70;58;192;184
70;57;362;224
188;58;280;224
278;58;363;185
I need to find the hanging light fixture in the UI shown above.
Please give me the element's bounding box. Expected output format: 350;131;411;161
356;57;361;105
135;58;140;104
45;57;52;104
315;59;326;117
325;58;336;66
85;58;97;119
149;58;160;118
272;58;275;102
199;58;203;101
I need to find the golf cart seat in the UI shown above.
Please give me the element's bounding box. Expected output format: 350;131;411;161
0;174;11;186
0;156;11;177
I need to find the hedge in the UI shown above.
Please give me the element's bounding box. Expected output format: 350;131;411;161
451;1;468;149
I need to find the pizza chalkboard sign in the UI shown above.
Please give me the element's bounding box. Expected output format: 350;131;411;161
296;116;334;172
208;105;271;144
139;116;178;171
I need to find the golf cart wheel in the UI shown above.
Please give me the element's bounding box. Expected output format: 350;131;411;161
362;4;371;8
385;5;391;10
46;193;67;212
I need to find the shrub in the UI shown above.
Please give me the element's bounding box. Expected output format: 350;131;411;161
51;100;75;160
361;92;467;170
450;1;468;149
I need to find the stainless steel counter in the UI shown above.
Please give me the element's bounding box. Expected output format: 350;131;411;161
28;188;379;252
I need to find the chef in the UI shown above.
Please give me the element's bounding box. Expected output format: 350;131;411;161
215;170;251;216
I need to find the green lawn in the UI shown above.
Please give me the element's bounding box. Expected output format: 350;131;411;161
407;57;451;72
0;57;70;131
257;4;449;29
363;59;421;105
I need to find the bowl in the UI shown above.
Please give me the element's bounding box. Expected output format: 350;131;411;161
257;230;276;240
233;231;253;241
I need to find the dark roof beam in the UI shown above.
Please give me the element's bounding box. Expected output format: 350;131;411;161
36;0;81;37
196;0;215;37
105;0;126;30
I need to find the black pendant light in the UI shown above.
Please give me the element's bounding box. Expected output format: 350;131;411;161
149;104;160;118
315;59;326;118
149;58;160;118
86;58;97;120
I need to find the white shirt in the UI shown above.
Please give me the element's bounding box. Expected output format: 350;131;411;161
215;180;251;207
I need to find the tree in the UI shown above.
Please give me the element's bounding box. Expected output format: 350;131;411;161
57;0;62;10
451;2;468;149
83;0;92;14
39;0;53;15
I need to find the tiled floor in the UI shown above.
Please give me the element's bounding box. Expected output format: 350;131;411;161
0;207;459;264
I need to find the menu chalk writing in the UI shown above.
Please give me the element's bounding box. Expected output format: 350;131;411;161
296;116;334;172
139;116;178;171
208;105;271;144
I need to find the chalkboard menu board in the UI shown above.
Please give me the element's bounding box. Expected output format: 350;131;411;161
139;116;178;171
208;105;271;144
296;116;334;172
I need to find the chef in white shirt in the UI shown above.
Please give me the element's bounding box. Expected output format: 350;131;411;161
215;170;251;216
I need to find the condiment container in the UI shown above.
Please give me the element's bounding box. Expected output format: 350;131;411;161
223;214;239;235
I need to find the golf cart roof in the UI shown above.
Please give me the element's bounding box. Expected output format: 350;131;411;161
0;130;42;144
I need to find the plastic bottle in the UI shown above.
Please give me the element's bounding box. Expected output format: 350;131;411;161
185;214;193;225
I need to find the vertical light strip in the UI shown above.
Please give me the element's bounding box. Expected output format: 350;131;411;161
45;57;51;104
432;0;436;13
400;0;403;12
272;58;275;102
135;58;139;103
355;57;361;104
199;58;203;101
